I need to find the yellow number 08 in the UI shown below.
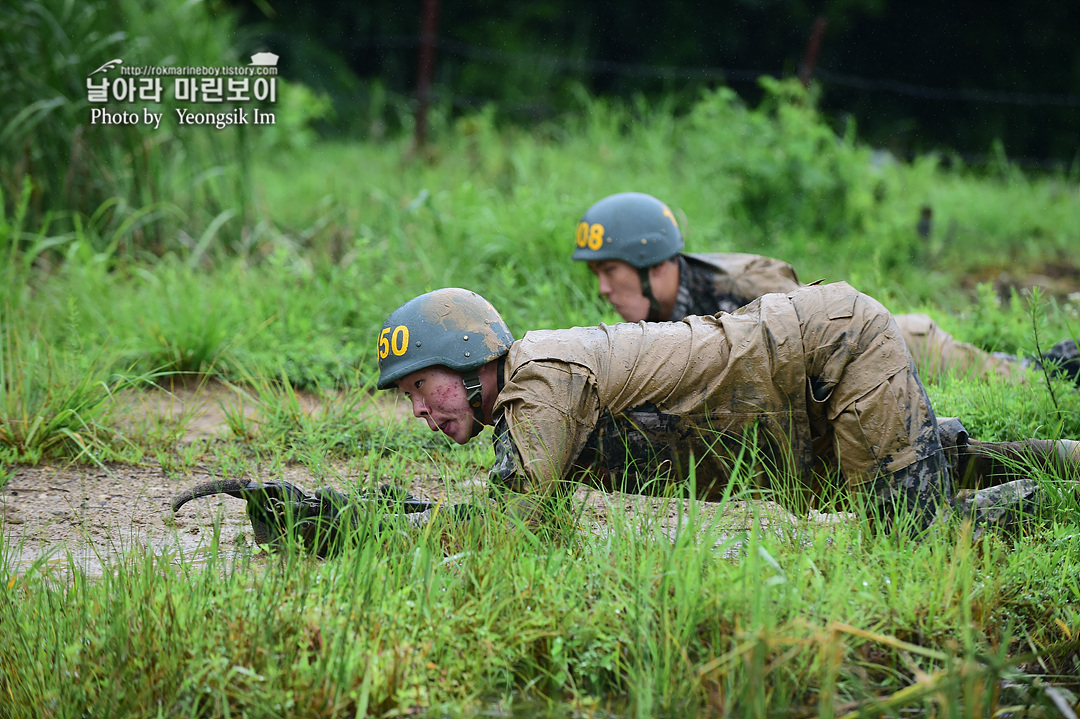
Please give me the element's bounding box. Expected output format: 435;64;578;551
575;222;605;251
378;325;410;359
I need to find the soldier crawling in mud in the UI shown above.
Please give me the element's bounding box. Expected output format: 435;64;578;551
175;286;1079;555
571;192;1080;386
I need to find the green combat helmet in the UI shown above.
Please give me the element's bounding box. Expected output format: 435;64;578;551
377;287;514;426
572;192;683;318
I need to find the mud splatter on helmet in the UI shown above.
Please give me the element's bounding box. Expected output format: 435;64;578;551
377;288;514;421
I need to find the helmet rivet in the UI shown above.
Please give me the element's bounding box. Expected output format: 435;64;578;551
463;335;469;341
464;351;471;357
415;341;422;347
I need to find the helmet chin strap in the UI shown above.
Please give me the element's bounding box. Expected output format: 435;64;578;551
638;267;664;321
462;368;486;437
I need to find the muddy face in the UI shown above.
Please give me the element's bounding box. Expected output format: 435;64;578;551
588;260;650;322
395;365;477;444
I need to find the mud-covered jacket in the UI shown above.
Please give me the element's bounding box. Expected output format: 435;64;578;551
670;252;1021;381
489;282;938;513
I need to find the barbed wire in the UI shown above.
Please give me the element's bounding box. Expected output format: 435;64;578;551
364;35;1080;109
370;35;774;85
361;35;1079;169
816;69;1080;108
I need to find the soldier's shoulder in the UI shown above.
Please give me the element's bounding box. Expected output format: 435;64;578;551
511;325;615;364
688;252;802;285
684;251;793;273
684;251;762;266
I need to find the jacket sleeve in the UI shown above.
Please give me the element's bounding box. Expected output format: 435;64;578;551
490;359;600;498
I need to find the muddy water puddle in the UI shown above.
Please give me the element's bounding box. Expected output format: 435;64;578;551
3;507;254;578
0;381;419;576
6;532;235;578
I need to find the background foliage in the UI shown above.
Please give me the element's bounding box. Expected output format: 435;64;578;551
0;0;250;240
228;0;1080;163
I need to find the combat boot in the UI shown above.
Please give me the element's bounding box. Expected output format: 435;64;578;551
956;437;1080;489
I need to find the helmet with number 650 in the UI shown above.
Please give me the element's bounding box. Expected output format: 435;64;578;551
571;192;683;268
376;288;514;409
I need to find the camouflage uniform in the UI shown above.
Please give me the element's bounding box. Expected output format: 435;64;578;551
667;252;1079;384
669;253;802;317
490;281;1062;532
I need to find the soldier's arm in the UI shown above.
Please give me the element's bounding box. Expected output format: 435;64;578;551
488;360;602;523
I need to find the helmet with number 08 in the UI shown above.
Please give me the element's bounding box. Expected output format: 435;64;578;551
571;192;683;268
377;289;514;416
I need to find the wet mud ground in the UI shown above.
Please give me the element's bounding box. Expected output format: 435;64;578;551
1;382;821;577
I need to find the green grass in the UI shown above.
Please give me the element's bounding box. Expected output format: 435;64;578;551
0;316;144;466
7;78;1080;392
2;482;1078;718
2;74;1080;717
0;0;253;249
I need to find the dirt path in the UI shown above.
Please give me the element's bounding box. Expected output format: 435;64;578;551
1;383;815;577
1;382;418;575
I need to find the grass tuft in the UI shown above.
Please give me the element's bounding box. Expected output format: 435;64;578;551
0;317;138;466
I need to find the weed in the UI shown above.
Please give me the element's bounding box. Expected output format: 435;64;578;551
1;0;250;248
0;317;136;464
